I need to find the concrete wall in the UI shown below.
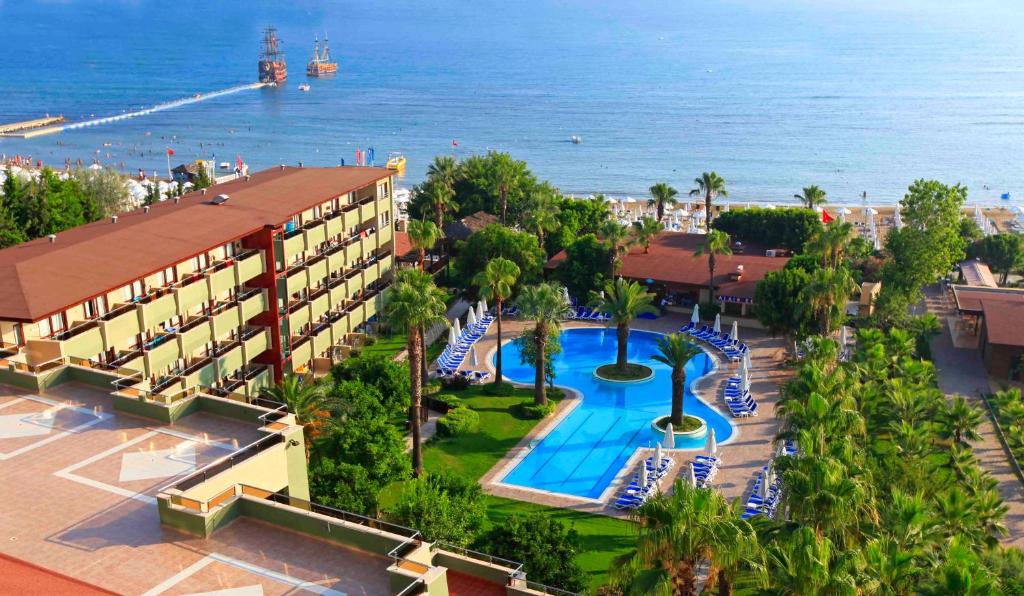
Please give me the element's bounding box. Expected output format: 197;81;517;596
431;551;513;586
158;494;243;538
239;497;408;554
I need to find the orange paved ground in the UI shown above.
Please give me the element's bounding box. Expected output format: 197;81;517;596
0;552;116;595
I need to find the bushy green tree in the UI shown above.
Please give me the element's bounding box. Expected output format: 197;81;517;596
967;233;1022;285
71;166;132;216
387;473;486;547
308;458;379;515
455;224;545;291
453;152;536;221
754;268;815;354
330;354;410;418
479;513;587;592
712;207;823;251
515;325;561;388
546;195;612;255
554;233;610;299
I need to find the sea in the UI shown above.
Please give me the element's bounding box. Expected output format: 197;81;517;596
1;0;1023;205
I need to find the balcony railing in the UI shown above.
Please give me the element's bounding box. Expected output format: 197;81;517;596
180;356;214;377
172;432;286;492
53;319;100;341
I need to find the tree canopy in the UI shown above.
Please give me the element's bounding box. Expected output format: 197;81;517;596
967;233;1022;285
455;224;545;292
554;233;611;300
712;207;823;251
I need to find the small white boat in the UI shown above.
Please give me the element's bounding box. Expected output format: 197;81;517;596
219;162;231;170
298;83;310;92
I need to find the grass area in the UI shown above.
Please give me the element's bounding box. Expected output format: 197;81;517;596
595;363;653;381
654;414;704;433
381;384;636;591
360;333;408;359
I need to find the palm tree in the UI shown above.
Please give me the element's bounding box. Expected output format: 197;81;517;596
522;183;561;250
426;154;458;189
766;527;858;594
490;152;526;224
515;283;571;405
795;185;828;210
259;376;335;461
694;229;732;303
652;333;703;427
621;481;758;596
472;257;520;385
632;216;663;254
417;178;456;233
598;220;637;275
593;278;657;371
800;266;857;335
385;268;449;477
805;221;856;270
648;182;679;221
938;395;984;446
690;171;727;225
406;219;443;272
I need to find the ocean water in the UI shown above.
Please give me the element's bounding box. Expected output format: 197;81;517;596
498;328;733;499
1;0;1023;203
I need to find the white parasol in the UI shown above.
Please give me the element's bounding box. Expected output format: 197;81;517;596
706;428;717;455
663;423;675;449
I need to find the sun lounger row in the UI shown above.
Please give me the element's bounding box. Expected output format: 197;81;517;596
691;454;721;488
613;455;674;510
566;307;611;322
678;323;749;361
435;315;495;375
740;466;783;520
724;386;758;418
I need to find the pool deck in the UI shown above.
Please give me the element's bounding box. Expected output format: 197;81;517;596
464;314;791;517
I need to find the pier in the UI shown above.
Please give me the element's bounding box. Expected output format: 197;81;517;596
0;83;267;139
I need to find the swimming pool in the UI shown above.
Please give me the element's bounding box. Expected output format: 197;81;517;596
496;327;735;500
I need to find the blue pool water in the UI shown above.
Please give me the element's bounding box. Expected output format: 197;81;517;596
497;327;734;499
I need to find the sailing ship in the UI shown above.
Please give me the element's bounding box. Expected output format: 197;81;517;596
258;27;287;84
306;35;338;77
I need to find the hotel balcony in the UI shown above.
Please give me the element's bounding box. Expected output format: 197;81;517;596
180;355;217;391
238;287;269;322
206;259;236;297
305;254;329;288
285;298;311;332
52;319;104;360
329;308;350;339
358;196;376;225
281;227;307;264
174;272;212;314
303;220;327;250
342;201;362;231
98;301;142;351
240;325;270;361
282;265;309;299
234;248;265;286
212;340;245;381
144;332;181;378
288;336;312;374
176;314;212;356
210;301;242;340
327;275;349;309
309;318;334;358
324;208;345;238
309;286;330;321
137;288;178;330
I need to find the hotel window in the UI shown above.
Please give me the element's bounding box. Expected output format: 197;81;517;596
123;280;145;302
37;319;50;338
192;253;208;271
224;242;236;258
312;205;322;219
83;296;107;319
47;313;66;336
13;324;24;347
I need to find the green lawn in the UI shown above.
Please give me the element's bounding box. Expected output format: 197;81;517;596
384;385;636;591
360;333;409;359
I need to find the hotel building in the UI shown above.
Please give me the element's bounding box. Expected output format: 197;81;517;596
0;165;396;401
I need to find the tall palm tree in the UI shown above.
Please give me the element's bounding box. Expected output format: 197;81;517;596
632;216;663;254
652;333;703;427
592;278;657;371
259;376;335;461
805;221;855;269
598;219;637;275
406;219;443;272
690;171;727;225
385;268;449;477
938;395;984;446
620;481;758;596
648;182;679;221
417;178;456;232
795;185;828;210
490;152;526;224
515;283;571;405
426;154;458;190
800;266;857;335
766;527;857;594
472;257;520;385
522;183;561;250
694;229;733;303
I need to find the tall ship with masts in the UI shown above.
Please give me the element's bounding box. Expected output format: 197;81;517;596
258;27;287;84
306;34;338;77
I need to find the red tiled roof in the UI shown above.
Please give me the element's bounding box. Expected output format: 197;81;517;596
0;552;116;595
394;231;415;259
952;285;1024;315
547;232;789;299
0;166;392;322
983;301;1024;347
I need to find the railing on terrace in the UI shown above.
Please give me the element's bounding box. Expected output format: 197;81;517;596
180;356;213;376
236;248;260;262
238;325;264;341
263;490;423;541
178;315;210;333
240;363;270;382
212;340;241;358
99;301;137;321
171;432;286;492
431;542;524;582
237;287;262;302
110;348;145;367
137;287;173;305
283;226;304;240
522;581;579;596
394;579;426;596
53;319;100;341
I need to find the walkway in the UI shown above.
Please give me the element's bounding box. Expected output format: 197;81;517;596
467;314;789;515
925;284;1024;546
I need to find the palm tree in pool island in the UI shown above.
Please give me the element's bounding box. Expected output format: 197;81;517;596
648;182;679;221
652;333;704;429
260;375;336;462
690;171;727;226
593;278;658;374
695;229;733;304
472;257;520;385
385;268;449;477
795;184;828;210
515;283;571;406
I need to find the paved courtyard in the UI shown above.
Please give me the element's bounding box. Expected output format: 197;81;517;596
0;382;393;595
464;314;790;516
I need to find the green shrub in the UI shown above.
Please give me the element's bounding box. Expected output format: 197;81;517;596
476;513;586;592
423;380;442;395
363;336;377;346
513;399;556;419
548;387;565;400
386;473;486;547
434;393;463;409
436;407;481;437
698;301;721;321
441;375;472;390
483;381;516;396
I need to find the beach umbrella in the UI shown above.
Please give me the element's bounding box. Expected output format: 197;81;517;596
839;325;848;347
448;326;458;346
893;205;903;229
763;204;776;210
655;442;663;465
838;206;852;222
731;320;739;342
691;304;700;324
706;428;717;455
640;460;649;488
777;442;787;458
723;201;731;212
471;346;478;366
864;207;878;216
689;463;698;488
477;301;485;321
663;423;675;449
758;471;769;500
467;307;477;327
740;359;750;392
873;233;882;252
743;350;752;372
453;317;462;338
481;297;488;312
713;314;721;334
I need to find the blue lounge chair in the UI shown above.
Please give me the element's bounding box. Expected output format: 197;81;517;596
679;322;695;333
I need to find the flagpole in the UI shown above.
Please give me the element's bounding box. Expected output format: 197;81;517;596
166;150;171;181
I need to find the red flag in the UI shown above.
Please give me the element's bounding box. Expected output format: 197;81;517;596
822;209;834;224
236;154;243;169
166;147;174;156
452;139;458;147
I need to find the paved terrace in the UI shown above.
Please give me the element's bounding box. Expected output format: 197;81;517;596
0;382;393;595
925;285;1024;547
463;314;789;517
